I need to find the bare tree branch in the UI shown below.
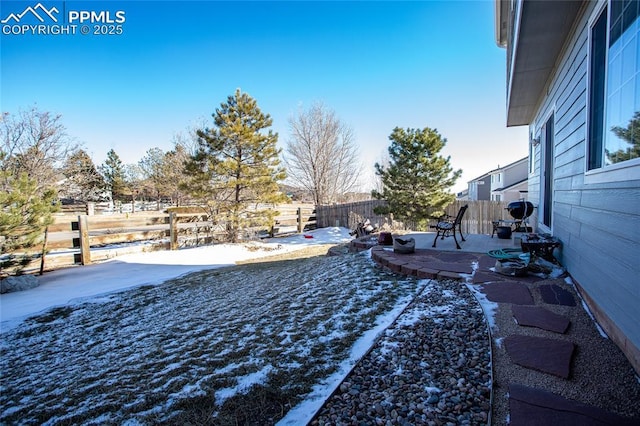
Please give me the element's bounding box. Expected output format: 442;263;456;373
1;107;78;193
284;102;362;205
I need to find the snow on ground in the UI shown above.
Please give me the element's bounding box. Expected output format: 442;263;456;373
0;227;427;425
0;227;352;331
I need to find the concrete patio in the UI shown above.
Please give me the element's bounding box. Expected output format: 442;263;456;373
407;231;523;254
351;230;522;256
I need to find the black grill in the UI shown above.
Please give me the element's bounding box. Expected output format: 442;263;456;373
507;200;534;220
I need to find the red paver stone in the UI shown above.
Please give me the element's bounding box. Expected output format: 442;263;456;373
434;252;479;263
413;253;441;262
480;281;534;305
381;251;394;258
370;253;381;263
389;255;412;265
512;305;571;334
504;335;575;378
412;248;439;256
370;249;381;259
512;274;546;284
425;262;473;274
509;383;640;426
401;263;420;276
477;255;497;271
417;267;438;279
437;271;464;280
472;271;507;284
388;262;403;273
539;284;576;306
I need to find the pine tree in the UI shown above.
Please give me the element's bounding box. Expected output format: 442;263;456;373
186;89;288;242
61;149;106;202
372;127;461;230
100;149;126;203
0;169;58;274
608;111;640;164
1;108;68;275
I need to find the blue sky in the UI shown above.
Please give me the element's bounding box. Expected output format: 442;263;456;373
1;0;528;193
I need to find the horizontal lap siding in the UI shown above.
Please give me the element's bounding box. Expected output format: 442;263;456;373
574;188;640;351
529;1;640;359
571;233;639;327
554;171;578;191
555;75;587;142
552;208;581;239
581;188;640;216
572;206;639;259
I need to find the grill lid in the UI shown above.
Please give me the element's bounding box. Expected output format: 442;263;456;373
507;201;534;220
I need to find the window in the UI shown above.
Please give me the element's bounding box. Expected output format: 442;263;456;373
588;0;640;171
588;8;607;170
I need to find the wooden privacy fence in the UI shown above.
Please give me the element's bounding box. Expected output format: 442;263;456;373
316;200;404;230
315;199;514;234
443;200;514;234
23;204;315;272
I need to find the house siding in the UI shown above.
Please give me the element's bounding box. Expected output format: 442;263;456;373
467;176;491;201
477;178;491;200
526;1;640;370
502;161;527;189
470;159;529;202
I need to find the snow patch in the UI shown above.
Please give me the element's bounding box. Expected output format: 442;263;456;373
465;283;498;331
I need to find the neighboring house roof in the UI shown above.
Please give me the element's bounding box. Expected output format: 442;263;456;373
467;156;528;184
495;0;583;126
467;173;490;184
489;156;528;173
491;177;528;192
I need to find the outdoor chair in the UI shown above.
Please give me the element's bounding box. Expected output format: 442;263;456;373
431;204;468;250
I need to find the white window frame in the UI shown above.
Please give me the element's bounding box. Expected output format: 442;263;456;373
585;0;640;185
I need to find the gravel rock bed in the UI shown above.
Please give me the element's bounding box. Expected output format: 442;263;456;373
311;278;491;426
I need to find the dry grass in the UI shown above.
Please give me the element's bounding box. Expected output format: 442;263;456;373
235;244;337;264
0;250;422;425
